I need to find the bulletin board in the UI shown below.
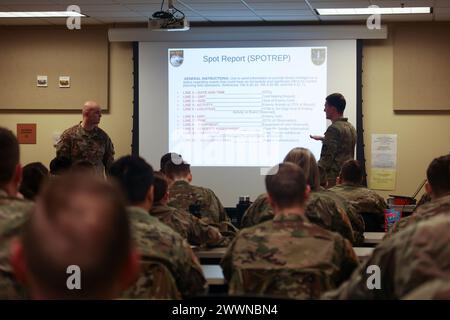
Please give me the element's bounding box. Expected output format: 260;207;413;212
393;23;450;111
0;28;109;111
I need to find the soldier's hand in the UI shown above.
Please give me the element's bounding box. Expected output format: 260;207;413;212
310;135;324;141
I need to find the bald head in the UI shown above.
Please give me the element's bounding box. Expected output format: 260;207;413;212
82;101;102;130
18;173;136;299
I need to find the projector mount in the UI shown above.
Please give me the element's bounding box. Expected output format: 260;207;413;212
149;0;190;31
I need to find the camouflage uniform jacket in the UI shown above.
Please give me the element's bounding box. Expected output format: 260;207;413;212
402;278;450;300
329;183;384;232
56;123;115;174
221;213;358;299
318;118;357;184
0;190;33;299
323;213;450;300
125;206;207;298
240;192;358;245
168;180;229;224
150;203;223;247
386;193;450;237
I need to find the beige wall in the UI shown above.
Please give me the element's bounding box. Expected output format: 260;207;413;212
363;23;450;199
0;39;133;167
1;24;449;201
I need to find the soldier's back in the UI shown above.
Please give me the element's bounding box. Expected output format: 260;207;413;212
168;180;228;223
0;193;34;299
126;206;207;298
222;214;358;299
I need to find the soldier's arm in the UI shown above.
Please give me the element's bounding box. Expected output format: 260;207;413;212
187;213;223;246
175;239;208;297
103;136;115;172
318;126;340;172
220;236;238;282
323;239;398;300
55;132;71;159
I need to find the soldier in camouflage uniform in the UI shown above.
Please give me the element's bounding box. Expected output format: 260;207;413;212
402;278;450;300
12;173;139;299
150;172;225;247
56;101;114;175
311;93;357;188
221;163;358;299
165;160;230;224
241;148;361;245
330;159;386;232
109;156;207;298
386;154;450;237
0;127;33;299
323;213;450;300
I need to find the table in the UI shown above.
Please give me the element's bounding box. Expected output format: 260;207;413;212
363;232;385;245
202;265;225;286
353;247;374;261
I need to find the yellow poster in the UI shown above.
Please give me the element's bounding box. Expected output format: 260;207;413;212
370;168;396;190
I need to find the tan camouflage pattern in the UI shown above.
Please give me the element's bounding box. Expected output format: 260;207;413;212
402;278;450;300
168;180;229;224
124;206;207;298
150;203;224;247
221;213;358;299
386;193;450;237
329;184;386;221
318;118;357;185
56;123;115;174
240;191;360;245
0;190;33;299
323;213;450;299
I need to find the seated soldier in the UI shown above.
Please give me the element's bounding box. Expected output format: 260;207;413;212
109;156;207;298
165;159;230;224
0;127;34;299
11;173;139;299
387;154;450;236
241;147;363;245
323;213;450;299
150;172;224;247
221;162;358;299
19;162;49;201
330;159;386;232
160;152;183;184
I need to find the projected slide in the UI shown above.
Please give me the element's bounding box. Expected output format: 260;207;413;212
168;47;327;167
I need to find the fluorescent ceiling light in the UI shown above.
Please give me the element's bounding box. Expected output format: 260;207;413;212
0;11;86;18
316;7;432;15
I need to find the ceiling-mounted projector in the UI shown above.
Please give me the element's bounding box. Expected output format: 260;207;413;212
148;0;190;31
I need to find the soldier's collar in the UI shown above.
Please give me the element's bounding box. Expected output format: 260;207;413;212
335;117;348;122
273;212;309;223
172;179;190;185
78;122;98;135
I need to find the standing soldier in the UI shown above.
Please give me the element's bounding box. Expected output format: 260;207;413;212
311;93;357;188
56;101;114;175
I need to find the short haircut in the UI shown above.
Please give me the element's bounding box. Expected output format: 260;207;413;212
0;127;19;186
160;152;182;173
22;173;131;298
164;160;191;180
340;159;363;184
19;162;49;200
153;172;169;203
326;93;346;113
426;154;450;196
71;160;96;174
283;147;320;191
49;156;72;175
109;155;154;204
265;162;307;208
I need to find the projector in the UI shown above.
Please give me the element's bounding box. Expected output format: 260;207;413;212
148;16;190;31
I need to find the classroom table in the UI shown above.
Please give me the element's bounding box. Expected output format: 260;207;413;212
202;265;225;286
363;232;385;245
